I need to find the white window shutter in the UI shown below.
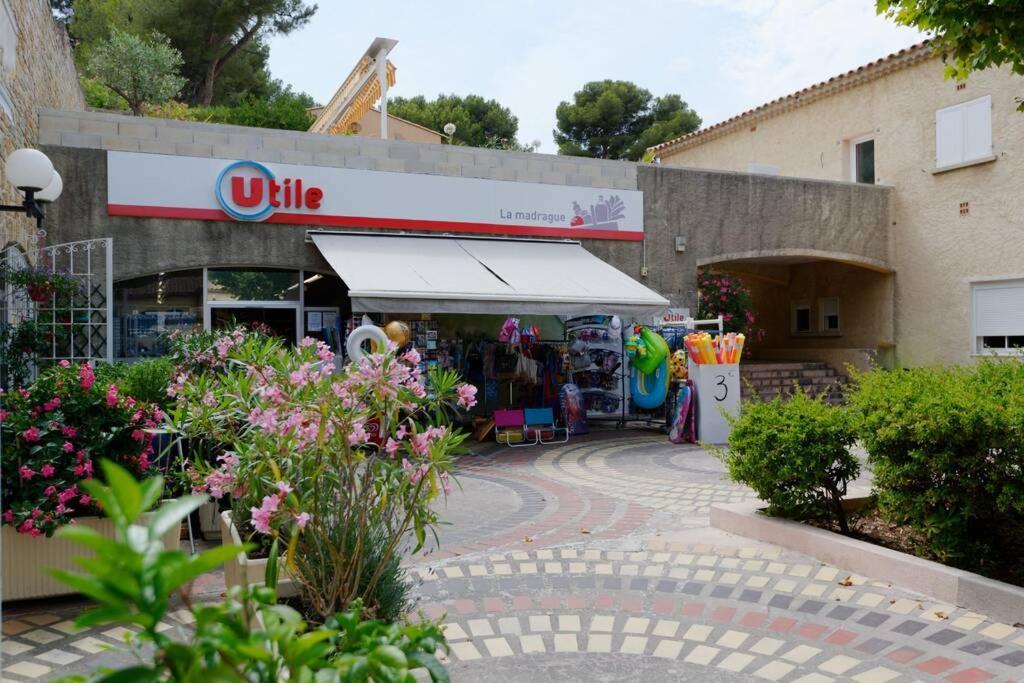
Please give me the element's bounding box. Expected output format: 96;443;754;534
973;282;1024;337
936;106;964;168
963;95;993;162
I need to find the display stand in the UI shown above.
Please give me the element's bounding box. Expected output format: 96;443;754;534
687;361;740;444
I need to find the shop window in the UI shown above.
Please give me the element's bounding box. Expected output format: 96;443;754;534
303;272;347;307
791;301;811;335
819;297;840;333
850;136;875;184
207;268;299;302
972;279;1024;354
114;269;202;359
936;95;992;170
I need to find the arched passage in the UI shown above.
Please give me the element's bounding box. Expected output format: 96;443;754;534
699;251;895;371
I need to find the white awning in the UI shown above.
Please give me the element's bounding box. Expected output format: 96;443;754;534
309;232;669;317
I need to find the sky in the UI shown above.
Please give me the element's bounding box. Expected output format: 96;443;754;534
268;0;925;153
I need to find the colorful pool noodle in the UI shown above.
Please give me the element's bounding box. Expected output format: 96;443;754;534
683;331;744;364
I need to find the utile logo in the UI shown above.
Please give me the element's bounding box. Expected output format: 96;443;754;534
215;160;324;221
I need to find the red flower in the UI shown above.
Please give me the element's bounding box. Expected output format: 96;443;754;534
19;465;36;480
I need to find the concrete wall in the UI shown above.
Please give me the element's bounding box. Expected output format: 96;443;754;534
39;109;890;329
0;2;84;255
658;56;1024;365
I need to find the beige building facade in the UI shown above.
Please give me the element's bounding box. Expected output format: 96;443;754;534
651;43;1024;368
0;0;84;256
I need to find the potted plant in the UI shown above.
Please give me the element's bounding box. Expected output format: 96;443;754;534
1;263;80;303
0;360;171;599
172;326;477;622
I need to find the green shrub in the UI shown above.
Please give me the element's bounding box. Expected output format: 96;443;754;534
715;390;860;532
848;360;1024;561
96;357;175;409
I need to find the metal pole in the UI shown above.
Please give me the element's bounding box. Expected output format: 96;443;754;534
376;50;389;140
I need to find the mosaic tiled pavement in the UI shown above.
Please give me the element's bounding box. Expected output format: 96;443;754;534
3;431;1024;681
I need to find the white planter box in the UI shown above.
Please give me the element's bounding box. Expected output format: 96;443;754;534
1;508;180;601
219;511;298;598
198;502;222;540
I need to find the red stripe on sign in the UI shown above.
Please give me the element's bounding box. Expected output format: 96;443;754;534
105;204;645;242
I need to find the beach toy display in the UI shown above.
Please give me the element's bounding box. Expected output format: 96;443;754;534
627;325;670;410
669;349;689;380
683;332;745;365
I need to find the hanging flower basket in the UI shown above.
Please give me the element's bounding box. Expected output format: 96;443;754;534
26;282;55;303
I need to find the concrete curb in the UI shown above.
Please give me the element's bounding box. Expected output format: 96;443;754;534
710;499;1024;625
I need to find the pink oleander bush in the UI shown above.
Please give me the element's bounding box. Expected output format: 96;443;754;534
0;361;164;537
169;326;476;621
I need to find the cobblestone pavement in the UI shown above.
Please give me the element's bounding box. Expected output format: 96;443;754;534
4;431;1024;682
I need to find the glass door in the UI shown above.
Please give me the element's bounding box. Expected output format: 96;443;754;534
209;305;299;344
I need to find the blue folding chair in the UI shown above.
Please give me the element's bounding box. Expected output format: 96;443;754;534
524;407;569;445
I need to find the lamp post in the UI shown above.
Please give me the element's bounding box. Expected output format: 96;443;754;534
1;148;63;229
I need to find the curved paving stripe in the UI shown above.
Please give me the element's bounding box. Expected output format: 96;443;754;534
535;437;755;515
416;544;1024;682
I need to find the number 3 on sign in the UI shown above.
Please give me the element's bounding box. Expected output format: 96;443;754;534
714;375;728;401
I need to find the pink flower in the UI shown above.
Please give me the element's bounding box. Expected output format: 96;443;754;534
299;337;316;348
43;397;61;411
250;494;280;534
347;421;369;446
22;426;41;443
63;441;74;453
402;347;421;365
79;363;95;390
130;429;145;442
59;359;70;368
19;465;35;480
0;409;7;421
79;495;91;506
275;481;293;496
3;510;14;523
61;425;77;438
201;391;216;407
29;528;41;537
294;512;311;529
40;464;56;478
58;486;78;504
105;384;119;407
456;384;478;409
384;438;400;456
17;519;34;534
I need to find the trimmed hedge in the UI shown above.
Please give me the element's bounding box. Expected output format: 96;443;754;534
848;360;1024;562
716;389;860;532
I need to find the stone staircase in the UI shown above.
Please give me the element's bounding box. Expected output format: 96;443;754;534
740;361;848;405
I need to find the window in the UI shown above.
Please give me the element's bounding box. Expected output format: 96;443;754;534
114;270;203;359
819;297;840;333
972;280;1024;354
206;268;300;302
936;96;992;170
850;137;875;184
791;302;811;334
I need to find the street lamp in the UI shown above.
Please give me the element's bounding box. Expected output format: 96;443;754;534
1;148;63;225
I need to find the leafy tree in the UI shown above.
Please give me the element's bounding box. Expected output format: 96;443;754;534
387;94;521;148
87;29;186;116
63;0;315;107
554;80;702;160
877;0;1024;110
154;0;317;106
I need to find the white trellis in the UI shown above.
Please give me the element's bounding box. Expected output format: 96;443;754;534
1;234;113;385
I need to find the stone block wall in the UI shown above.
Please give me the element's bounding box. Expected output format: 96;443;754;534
37;108;639;192
0;2;84;256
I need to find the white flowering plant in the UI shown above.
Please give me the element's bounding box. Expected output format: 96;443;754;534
168;327;476;621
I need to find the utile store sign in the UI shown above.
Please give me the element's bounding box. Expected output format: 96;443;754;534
106;151;644;241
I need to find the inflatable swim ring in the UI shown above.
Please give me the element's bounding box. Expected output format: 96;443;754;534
630;356;669;410
346;324;389;363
